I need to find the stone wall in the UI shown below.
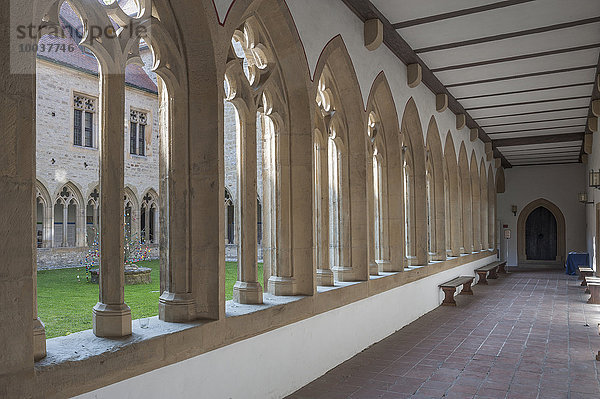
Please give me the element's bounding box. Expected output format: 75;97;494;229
35;58;161;267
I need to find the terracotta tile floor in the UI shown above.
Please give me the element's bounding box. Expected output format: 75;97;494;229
287;271;600;399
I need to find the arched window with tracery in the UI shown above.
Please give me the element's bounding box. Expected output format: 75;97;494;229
35;181;52;249
53;183;83;248
86;188;100;246
225;17;294;302
225;189;235;245
366;111;390;275
314;68;352;282
403;144;416;264
140;190;158;245
443;161;451;256
426;154;435;261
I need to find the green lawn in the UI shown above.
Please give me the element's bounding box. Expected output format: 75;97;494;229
37;260;263;339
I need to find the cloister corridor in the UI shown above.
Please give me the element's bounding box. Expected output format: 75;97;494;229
289;271;600;399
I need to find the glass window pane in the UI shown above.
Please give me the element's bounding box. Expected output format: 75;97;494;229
73;109;82;146
130;122;137;154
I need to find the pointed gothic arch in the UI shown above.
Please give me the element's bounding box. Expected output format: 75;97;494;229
496;167;506;194
517;198;566;265
470;151;481;252
401;98;427;265
312;35;368;282
425;116;446;261
479;158;488;250
365;72;403;272
35;180;53;248
458;143;472;253
488;164;496;250
53;181;85;248
443;132;461;257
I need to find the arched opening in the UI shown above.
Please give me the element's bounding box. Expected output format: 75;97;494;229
525;207;557;261
444;133;461;257
225;189;235;245
470;151;481;252
400;98;427;266
517;198;566;266
458;143;472;253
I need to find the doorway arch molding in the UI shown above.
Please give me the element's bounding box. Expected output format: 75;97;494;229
517;198;566;265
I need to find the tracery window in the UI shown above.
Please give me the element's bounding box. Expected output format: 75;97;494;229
141;191;158;244
86;188;100;246
402;144;416;264
54;185;80;248
73;94;95;148
225;190;235;245
130;109;147;156
225;17;288;301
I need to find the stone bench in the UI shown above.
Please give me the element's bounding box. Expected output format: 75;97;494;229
578;267;594;286
439;276;474;306
475;262;501;285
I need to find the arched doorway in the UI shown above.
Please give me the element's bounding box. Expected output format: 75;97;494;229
517;198;566;266
525;207;557;260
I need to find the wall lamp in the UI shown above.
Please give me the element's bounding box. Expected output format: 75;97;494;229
511;205;517;216
578;192;594;205
590;170;600;189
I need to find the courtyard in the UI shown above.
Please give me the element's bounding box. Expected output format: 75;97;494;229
38;261;263;338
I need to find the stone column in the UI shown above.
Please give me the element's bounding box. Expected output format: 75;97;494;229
233;109;263;304
315;139;333;285
332;144;354;281
77;204;85;247
93;73;131;337
158;82;195;322
144;206;150;243
44;203;53;248
375;156;392;271
62;203;68;247
265;120;296;295
367;152;378;276
0;2;45;387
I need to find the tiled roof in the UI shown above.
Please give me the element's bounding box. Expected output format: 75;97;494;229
37;2;157;94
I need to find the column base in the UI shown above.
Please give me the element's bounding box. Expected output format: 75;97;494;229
316;268;334;286
376;260;397;272
159;292;195;322
369;262;379;276
93;302;132;337
268;276;296;296
332;266;357;282
431;252;446;261
33;317;46;361
233;281;263;304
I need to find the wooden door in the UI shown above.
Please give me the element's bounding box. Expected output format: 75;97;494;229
525;206;557;261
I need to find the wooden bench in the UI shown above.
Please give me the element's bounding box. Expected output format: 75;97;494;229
584;276;600;293
588;282;600;304
497;260;508;274
475;262;501;285
578;267;595;286
439;276;474;306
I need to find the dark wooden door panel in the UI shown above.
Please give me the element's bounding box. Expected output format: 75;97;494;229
525;206;557;261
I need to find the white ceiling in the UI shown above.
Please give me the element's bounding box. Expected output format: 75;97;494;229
371;0;600;166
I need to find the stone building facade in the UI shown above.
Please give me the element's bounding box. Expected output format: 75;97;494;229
35;32;161;268
35;30;258;267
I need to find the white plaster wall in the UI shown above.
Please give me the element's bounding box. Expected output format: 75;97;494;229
497;164;586;266
285;0;490;171
74;255;494;399
586;138;600;270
